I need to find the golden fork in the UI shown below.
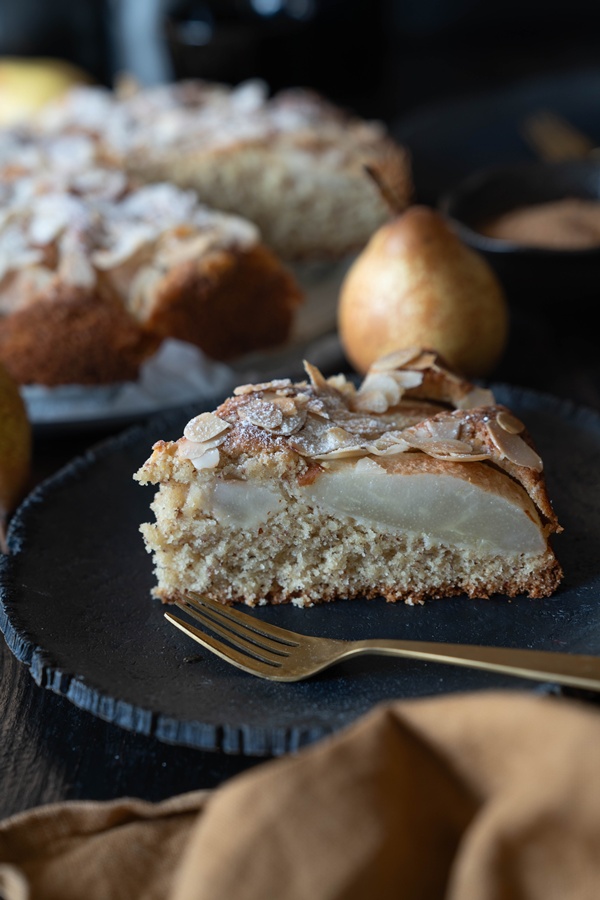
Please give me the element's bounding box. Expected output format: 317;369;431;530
165;592;600;690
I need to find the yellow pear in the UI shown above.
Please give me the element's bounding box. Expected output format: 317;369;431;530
338;205;509;378
0;362;31;552
0;56;91;126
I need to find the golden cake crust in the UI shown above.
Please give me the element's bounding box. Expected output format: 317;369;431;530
141;244;302;361
0;279;160;386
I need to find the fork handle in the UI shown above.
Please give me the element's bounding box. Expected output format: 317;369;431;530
349;640;600;692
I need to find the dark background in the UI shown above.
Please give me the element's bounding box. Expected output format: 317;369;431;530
1;0;600;124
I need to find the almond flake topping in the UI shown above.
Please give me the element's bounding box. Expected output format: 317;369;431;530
233;378;292;395
369;433;411;456
238;398;284;431
303;360;330;393
306;398;330;419
325;426;354;446
369;347;424;372
486;420;543;472
354;372;401;413
408;351;440;371
177;433;229;463
312;445;369;460
426;418;462;442
496;410;525;434
262;393;297;414
390;370;426;390
288;418;355;457
195;349;543;475
455;387;496;410
190;447;221;470
403;433;477;456
326;374;355;396
332;409;387;436
184;412;230;442
352;390;390;415
254;393;309;435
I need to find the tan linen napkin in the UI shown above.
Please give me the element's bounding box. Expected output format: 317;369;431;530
1;690;599;900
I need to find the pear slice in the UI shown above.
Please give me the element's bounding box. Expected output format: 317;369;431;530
300;455;546;555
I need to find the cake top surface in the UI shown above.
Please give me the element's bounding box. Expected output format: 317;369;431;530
161;348;560;531
35;78;391;160
0;170;259;306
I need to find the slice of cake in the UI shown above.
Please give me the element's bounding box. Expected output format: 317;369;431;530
134;348;563;607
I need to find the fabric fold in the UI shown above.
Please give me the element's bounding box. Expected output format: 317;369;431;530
0;691;599;900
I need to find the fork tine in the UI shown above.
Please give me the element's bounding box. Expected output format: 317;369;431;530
175;599;291;660
184;592;301;646
165;613;284;678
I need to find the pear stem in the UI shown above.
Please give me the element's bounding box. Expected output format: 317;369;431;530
363;164;407;216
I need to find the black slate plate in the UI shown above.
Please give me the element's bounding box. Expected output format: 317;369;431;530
1;384;599;758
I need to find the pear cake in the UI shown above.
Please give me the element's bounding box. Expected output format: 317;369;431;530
134;348;563;607
35;78;411;261
0;169;302;386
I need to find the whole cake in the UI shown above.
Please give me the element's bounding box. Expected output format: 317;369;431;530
36;78;412;261
134;348;563;607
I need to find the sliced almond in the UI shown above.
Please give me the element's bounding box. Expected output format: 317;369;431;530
332;409;386;436
416;451;492;462
177;438;205;459
276;410;308;435
404;435;477;456
312;445;368;460
327;374;355;396
390;369;425;390
233;378;292;395
177;432;229;460
407;351;439;370
369;436;411;456
426;417;461;442
325;425;354;446
190;448;221;470
263;393;298;415
352;389;389;414
496;410;525;434
307;398;330;419
357;372;401;407
455;387;496;410
184;412;231;442
303;360;330;393
238;398;284;431
369;347;423;372
486;420;543;472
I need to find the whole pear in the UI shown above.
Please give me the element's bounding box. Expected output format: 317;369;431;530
0;362;31;552
338;205;509;377
0;57;91;126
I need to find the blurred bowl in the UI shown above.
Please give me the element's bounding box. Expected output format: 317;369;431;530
439;159;600;311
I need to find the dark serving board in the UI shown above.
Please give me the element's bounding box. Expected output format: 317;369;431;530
1;384;599;757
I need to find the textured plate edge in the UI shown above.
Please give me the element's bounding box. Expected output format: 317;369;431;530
0;398;335;757
1;382;599;756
